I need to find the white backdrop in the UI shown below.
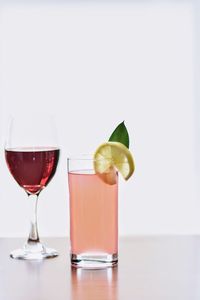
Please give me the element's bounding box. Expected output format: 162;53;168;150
0;0;199;237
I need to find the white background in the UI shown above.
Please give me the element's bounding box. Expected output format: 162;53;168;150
0;0;199;237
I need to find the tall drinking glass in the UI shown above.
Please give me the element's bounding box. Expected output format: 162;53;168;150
68;157;118;268
5;115;60;260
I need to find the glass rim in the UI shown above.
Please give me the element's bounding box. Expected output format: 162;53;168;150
67;154;100;161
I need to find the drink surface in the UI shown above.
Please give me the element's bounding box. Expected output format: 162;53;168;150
69;171;118;255
5;147;60;194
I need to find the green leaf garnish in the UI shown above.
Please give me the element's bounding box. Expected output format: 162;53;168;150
108;121;129;148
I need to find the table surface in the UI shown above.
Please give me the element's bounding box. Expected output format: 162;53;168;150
0;236;200;300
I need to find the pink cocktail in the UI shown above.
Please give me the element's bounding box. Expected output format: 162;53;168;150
68;158;118;268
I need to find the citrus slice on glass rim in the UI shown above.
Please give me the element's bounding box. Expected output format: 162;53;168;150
94;141;135;184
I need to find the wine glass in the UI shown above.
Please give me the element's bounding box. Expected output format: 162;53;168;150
5;115;60;259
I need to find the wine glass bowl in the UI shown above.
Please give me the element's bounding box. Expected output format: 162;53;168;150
5;115;60;259
5;147;59;195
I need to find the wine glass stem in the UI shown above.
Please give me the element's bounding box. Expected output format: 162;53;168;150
27;194;40;244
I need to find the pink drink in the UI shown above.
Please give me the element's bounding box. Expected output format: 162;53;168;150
68;170;118;268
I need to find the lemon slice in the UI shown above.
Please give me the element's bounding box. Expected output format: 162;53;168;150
94;141;135;184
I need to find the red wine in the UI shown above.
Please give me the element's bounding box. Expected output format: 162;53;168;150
5;147;60;194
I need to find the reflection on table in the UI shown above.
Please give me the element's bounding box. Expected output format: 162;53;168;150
70;267;118;300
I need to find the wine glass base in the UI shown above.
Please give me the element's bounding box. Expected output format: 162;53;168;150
10;247;59;260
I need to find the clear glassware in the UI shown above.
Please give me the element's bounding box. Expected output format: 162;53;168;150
68;156;118;268
5;115;60;259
